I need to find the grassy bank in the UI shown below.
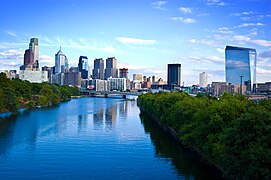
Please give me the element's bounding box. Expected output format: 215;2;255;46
137;92;271;179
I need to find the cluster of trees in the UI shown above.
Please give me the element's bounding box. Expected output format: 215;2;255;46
0;73;79;113
138;92;271;179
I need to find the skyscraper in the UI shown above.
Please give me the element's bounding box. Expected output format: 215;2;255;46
21;38;39;70
55;47;68;74
225;45;256;91
119;68;128;78
29;38;39;62
105;57;118;79
93;58;104;80
167;64;181;86
199;72;208;87
78;56;89;79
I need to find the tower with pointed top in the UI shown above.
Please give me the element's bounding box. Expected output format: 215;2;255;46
55;47;68;74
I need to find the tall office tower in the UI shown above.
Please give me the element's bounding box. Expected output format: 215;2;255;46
23;49;34;66
55;47;69;74
225;45;256;91
78;56;89;79
167;63;181;86
92;58;104;79
105;57;118;79
199;72;208;87
119;68;128;78
133;73;143;82
29;38;39;62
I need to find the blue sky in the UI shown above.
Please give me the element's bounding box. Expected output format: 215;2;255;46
0;0;270;85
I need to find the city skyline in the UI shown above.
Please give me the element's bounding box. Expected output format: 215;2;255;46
0;0;270;85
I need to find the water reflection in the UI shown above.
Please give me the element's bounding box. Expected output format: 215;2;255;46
140;112;223;180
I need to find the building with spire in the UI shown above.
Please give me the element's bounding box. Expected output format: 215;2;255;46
54;47;68;74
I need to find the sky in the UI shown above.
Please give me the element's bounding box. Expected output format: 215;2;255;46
0;0;270;85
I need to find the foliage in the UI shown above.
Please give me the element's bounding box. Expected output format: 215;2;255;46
0;73;79;113
138;92;271;179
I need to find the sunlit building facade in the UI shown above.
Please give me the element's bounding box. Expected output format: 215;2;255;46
225;45;256;92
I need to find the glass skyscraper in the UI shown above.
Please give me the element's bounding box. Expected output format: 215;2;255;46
225;45;256;91
167;63;181;86
78;56;89;79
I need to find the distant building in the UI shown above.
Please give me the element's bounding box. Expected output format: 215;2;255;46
1;70;17;79
211;82;246;97
133;73;143;82
92;79;109;91
167;64;181;86
42;66;53;82
152;75;159;83
225;45;256;92
78;56;88;79
29;38;39;63
51;73;64;85
132;80;141;90
19;70;48;83
108;78;130;91
21;38;39;70
105;57;118;79
64;68;81;87
55;47;68;74
199;72;208;87
119;68;128;78
92;58;104;80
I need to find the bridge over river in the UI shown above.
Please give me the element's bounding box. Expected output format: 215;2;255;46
80;90;141;98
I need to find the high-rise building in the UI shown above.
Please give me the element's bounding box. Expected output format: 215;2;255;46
55;47;68;74
225;45;256;91
133;73;143;82
21;38;39;70
119;68;128;78
78;56;89;79
93;58;104;80
199;72;208;87
29;38;39;62
105;57;118;79
167;64;181;86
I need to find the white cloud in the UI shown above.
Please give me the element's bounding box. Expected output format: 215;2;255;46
189;39;215;45
170;17;197;24
0;49;24;69
178;7;192;14
6;30;17;37
39;55;54;67
116;37;157;45
151;1;168;10
236;22;264;28
216;48;225;53
206;0;226;6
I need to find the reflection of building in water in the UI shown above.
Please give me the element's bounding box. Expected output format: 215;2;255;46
78;114;88;132
118;101;128;119
105;104;117;128
93;109;104;129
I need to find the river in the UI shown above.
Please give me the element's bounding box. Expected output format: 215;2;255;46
0;97;220;179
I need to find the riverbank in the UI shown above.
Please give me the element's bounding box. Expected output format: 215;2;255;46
138;106;225;179
137;92;271;179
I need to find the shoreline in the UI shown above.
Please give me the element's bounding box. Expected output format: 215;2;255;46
138;105;226;179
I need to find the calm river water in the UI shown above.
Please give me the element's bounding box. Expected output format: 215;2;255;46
0;97;220;179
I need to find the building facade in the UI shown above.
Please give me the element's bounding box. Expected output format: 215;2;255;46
19;70;48;83
167;63;181;86
108;78;130;91
133;73;143;82
119;68;128;78
55;48;68;74
78;56;89;79
225;45;257;92
93;58;104;80
199;72;208;87
105;57;118;79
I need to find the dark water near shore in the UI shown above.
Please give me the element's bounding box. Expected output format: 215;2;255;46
0;97;219;179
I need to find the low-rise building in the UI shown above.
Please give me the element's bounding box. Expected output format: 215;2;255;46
108;78;130;91
19;69;48;83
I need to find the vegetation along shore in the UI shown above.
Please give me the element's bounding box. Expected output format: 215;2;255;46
0;73;79;114
137;92;271;179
